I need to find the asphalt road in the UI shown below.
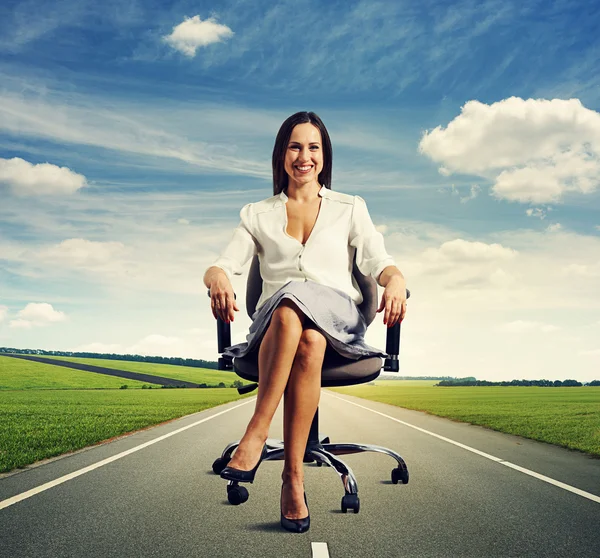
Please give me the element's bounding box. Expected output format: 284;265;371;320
1;391;599;558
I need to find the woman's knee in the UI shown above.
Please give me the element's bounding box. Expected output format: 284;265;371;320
271;299;305;330
296;327;327;362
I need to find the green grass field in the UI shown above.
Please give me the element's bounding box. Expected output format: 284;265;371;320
0;387;252;473
1;356;599;475
0;355;253;473
330;380;600;456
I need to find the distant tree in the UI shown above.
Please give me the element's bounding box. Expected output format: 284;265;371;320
437;377;586;387
437;379;477;386
218;382;226;388
537;379;554;387
588;380;600;386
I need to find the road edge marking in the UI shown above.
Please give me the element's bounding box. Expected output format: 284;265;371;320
0;398;256;511
325;391;600;505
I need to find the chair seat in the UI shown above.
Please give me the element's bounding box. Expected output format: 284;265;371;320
232;346;383;387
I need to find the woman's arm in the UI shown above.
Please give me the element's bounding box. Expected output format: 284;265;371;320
349;196;395;281
377;265;406;289
348;196;408;326
377;265;407;325
204;266;239;323
203;266;228;289
204;203;257;323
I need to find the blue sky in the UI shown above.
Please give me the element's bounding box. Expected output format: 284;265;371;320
1;0;599;381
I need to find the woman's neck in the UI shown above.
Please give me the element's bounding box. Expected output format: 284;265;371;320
286;181;321;203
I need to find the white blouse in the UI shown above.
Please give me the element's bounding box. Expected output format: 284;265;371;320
211;185;396;312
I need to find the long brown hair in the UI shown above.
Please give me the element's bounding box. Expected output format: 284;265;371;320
272;111;333;195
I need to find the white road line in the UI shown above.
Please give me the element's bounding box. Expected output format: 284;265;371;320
325;392;600;505
311;542;331;557
0;398;256;511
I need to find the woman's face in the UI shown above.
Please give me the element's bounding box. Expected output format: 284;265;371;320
284;123;324;188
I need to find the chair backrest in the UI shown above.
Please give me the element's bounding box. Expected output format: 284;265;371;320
245;252;378;325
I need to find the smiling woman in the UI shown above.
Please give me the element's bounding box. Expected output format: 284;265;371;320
202;111;407;533
272;112;332;196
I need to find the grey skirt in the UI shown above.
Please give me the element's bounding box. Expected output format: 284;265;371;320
223;280;387;361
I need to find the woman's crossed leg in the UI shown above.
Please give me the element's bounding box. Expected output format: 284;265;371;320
226;298;327;519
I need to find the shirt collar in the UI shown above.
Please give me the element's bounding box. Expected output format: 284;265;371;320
279;185;329;203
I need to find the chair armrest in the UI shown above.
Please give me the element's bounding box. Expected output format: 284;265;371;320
216;318;234;370
383;288;410;372
207;289;235;371
384;324;401;372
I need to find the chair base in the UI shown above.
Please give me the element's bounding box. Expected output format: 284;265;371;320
214;434;409;512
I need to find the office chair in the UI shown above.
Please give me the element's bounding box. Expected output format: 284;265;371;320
210;254;410;513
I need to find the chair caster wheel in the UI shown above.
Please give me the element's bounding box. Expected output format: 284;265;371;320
341;494;360;514
391;467;409;484
316;461;323;467
212;456;230;474
227;484;249;505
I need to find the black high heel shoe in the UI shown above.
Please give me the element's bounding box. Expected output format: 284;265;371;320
220;444;268;483
280;484;310;533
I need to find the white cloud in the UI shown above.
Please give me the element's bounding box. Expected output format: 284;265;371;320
561;262;600;278
419;97;600;203
425;239;517;263
4;216;600;381
69;331;218;360
448;183;480;203
526;207;548;219
0;0;89;53
499;320;561;333
0;80;427;186
125;334;189;357
69;342;123;354
493;150;599;203
0;90;270;179
0;200;247;295
9;303;67;329
38;238;128;268
0;157;87;196
189;327;210;336
546;223;562;232
178;218;190;225
389;224;600;320
463;184;480;203
404;238;518;293
578;349;600;356
0;305;8;322
488;267;515;288
163;16;234;57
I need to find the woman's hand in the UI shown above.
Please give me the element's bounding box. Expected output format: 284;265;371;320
376;276;407;327
209;274;239;324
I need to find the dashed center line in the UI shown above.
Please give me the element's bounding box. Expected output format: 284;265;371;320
311;542;331;557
